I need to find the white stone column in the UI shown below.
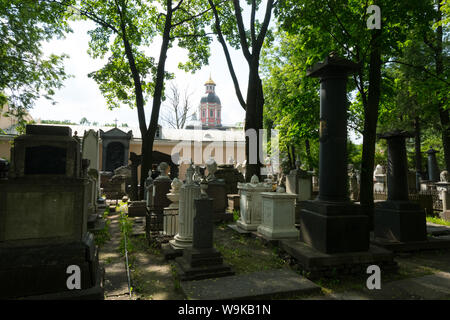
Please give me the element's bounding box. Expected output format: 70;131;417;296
236;175;272;231
163;178;182;236
170;166;200;249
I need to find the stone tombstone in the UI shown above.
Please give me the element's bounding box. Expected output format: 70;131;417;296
300;54;369;254
100;127;132;172
374;131;427;242
236;175;272;231
348;165;359;201
174;179;234;281
0;124;103;299
436;171;450;221
205;159;231;222
129;152;141;201
147;162;172;234
163;178;182;236
214;164;245;195
286;164;312;221
426;147;440;182
257;189;299;240
373;164;386;193
144;169;154;207
170;165;200;250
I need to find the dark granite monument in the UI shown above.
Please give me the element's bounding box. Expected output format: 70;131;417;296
298;54;369;254
426;147;440;183
374;131;427;242
175;179;234;281
0;125;103;299
214;164;245;195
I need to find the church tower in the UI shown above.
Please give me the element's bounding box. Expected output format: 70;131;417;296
199;75;222;128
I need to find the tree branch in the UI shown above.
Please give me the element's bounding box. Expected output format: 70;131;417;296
232;0;251;61
208;0;246;110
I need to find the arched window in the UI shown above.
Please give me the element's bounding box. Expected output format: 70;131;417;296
210;110;214;118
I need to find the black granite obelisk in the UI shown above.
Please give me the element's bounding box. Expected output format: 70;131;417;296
299;53;369;254
426;147;440;182
175;179;234;281
374;131;427;242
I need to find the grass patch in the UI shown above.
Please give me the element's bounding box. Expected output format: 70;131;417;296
427;216;450;226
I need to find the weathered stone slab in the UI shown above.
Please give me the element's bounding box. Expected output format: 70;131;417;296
371;236;450;253
180;269;320;300
280;239;396;275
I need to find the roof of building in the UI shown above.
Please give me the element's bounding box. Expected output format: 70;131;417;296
30;124;245;142
200;92;221;105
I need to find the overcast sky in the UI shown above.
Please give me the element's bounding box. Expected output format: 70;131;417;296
31;19;248;128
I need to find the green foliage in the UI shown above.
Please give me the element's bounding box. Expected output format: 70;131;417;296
0;0;72;121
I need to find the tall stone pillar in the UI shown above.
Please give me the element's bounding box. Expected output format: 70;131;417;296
169;165;200;249
426;147;440;182
299;53;369;254
374;131;427;242
129;152;141;201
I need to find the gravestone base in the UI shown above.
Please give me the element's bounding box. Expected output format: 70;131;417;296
374;201;427;243
371;235;450;253
161;243;184;260
175;247;234;281
227;223;253;235
0;233;103;299
235;219;260;231
280;240;397;279
299;200;369;254
213;212;234;223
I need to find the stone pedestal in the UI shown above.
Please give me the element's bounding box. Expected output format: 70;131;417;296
0;125;103;299
374;131;426;243
436;182;450;221
175;182;234;281
236;176;272;231
299;54;369;254
163;178;182;236
257;192;299;240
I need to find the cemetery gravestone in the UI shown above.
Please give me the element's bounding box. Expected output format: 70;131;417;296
175;179;234;281
205;159;232;222
236;175;273;231
257;189;299;241
374;131;427;242
299;54;369;254
0;124;103;299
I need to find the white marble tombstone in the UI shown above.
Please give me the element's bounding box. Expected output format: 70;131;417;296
170;166;200;249
236;175;272;231
163;178;182;236
82;129;100;210
373;164;386;193
257;188;299;240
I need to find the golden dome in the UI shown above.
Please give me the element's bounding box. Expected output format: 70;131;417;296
204;74;216;86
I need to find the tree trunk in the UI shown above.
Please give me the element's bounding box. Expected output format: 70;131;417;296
244;58;264;181
435;1;450;171
139;1;173;199
359;29;382;231
414;116;423;181
305;139;313;171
